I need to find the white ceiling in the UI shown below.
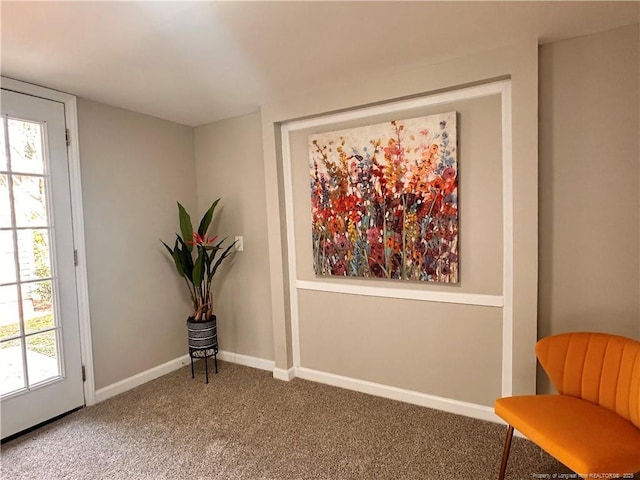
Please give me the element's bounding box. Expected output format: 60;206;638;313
2;1;638;127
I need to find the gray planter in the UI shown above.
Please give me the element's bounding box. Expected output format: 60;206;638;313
187;316;217;350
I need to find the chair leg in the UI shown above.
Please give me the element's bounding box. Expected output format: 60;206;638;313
498;425;514;480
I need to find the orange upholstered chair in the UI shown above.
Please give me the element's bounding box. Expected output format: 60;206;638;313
494;332;640;480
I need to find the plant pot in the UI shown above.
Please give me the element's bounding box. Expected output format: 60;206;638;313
187;315;218;383
187;315;217;351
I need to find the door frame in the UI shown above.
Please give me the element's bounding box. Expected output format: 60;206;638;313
1;76;96;406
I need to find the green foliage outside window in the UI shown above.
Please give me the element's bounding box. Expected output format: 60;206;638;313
32;230;52;305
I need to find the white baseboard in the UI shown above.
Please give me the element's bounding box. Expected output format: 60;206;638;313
217;350;275;371
94;350;274;403
294;366;504;424
273;367;295;381
95;354;191;403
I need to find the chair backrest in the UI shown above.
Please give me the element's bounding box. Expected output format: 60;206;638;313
536;332;640;428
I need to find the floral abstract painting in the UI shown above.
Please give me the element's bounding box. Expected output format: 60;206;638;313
309;112;458;283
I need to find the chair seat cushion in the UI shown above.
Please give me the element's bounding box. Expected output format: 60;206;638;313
495;395;640;476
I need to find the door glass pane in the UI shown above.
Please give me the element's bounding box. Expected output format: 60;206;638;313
17;229;51;283
0;120;6;171
0;230;16;284
8;119;44;175
26;330;59;385
0;174;10;228
22;280;54;334
0;284;19;340
1;338;25;395
13;175;48;227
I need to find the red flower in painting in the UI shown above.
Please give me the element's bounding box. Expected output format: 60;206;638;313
430;177;445;193
369;242;384;263
334;234;349;251
441;204;458;217
384;141;402;159
339;194;362;224
322;239;335;256
442;167;456;181
369;262;384;277
366;227;381;245
328;216;345;234
332;259;346;276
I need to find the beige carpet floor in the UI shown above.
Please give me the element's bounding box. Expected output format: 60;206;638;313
1;361;588;479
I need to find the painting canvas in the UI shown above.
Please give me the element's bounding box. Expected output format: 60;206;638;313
309;111;458;283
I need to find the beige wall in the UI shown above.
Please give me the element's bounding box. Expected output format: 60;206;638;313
262;39;539;404
539;27;640;333
538;25;640;391
77;99;197;389
299;292;503;406
194;113;274;361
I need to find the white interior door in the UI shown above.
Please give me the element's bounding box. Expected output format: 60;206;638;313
0;89;84;439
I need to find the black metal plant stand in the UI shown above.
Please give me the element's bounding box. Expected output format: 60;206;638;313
189;346;218;384
187;316;219;384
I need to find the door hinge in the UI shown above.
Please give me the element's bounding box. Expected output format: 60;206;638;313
73;249;78;266
65;128;71;147
82;365;86;382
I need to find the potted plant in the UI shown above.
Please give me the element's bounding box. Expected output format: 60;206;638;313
161;199;235;380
